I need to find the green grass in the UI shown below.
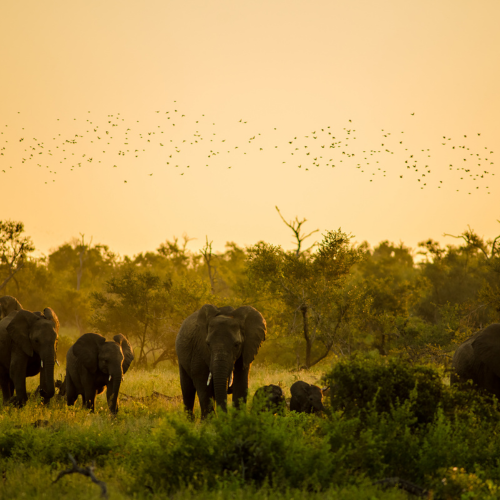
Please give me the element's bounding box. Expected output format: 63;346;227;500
3;360;500;499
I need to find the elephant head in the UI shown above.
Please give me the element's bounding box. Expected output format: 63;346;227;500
72;332;134;413
6;307;59;399
0;295;23;319
290;381;325;414
197;304;266;411
253;384;286;414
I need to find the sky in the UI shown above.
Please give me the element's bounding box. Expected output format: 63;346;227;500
1;0;499;258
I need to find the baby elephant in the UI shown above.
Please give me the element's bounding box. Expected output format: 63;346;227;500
252;384;286;414
66;333;134;414
290;381;325;414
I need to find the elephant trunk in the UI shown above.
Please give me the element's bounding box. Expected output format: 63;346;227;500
40;348;56;398
212;360;230;413
107;371;122;414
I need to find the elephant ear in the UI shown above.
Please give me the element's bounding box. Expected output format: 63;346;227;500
196;304;221;334
42;307;60;333
113;334;134;374
472;324;500;378
73;333;106;373
0;295;23;318
6;310;38;357
233;306;267;368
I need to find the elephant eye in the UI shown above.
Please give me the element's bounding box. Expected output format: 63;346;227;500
234;341;241;348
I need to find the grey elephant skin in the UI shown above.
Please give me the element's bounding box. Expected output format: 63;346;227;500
66;332;134;414
290;381;325;414
175;304;266;418
451;323;500;399
0;305;59;406
0;295;23;319
252;384;286;415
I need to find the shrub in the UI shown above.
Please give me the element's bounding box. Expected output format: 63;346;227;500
324;355;444;424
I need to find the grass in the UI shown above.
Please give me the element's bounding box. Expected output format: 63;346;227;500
3;359;500;499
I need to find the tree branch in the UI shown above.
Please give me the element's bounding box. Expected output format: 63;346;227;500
53;454;108;499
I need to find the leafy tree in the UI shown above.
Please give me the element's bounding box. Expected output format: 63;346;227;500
0;220;35;293
48;237;117;332
444;223;500;321
352;241;429;355
90;267;213;367
246;229;365;368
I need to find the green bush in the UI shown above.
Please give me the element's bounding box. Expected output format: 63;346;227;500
324;355;444;424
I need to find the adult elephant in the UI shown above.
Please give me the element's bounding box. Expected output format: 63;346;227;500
66;332;134;413
451;323;500;398
0;295;22;319
0;307;59;406
176;304;266;418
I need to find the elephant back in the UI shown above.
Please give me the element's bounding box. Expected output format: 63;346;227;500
72;333;107;373
471;323;500;379
0;296;23;319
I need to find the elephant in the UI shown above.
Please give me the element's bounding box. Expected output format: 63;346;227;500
0;307;59;406
252;384;286;415
290;381;325;414
66;332;134;413
451;323;500;399
0;295;22;319
175;304;266;418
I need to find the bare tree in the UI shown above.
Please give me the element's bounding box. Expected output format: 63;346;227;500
200;236;217;294
275;206;319;257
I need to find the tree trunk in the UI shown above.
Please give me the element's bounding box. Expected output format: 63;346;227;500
301;304;312;368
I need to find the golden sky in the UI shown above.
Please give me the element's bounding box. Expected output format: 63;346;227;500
1;0;499;257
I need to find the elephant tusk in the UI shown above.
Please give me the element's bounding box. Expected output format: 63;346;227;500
41;361;43;368
109;375;112;382
207;372;212;386
56;359;60;366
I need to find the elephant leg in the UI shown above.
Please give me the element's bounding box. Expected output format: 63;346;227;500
66;376;79;407
10;356;28;406
0;376;14;405
231;364;250;408
179;364;196;417
84;388;97;412
197;387;215;419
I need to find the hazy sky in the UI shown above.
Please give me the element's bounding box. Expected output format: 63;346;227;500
1;0;499;258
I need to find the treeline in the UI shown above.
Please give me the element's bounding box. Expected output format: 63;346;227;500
1;218;499;368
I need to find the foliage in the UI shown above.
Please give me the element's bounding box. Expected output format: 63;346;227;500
3;362;500;499
3;219;500;368
0;220;35;294
324;355;446;424
246;230;366;367
90;267;212;366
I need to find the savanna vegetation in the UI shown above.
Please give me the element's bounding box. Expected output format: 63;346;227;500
1;214;500;499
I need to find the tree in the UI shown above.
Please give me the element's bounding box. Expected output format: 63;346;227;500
246;229;365;368
444;223;500;319
48;238;117;332
353;241;428;354
90;267;213;367
0;220;35;293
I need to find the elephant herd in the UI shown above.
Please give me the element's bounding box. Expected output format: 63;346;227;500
0;295;134;413
2;294;500;416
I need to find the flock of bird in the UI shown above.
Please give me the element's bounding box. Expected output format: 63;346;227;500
0;105;495;194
